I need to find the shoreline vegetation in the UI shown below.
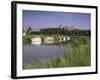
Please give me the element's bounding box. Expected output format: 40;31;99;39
23;26;91;69
23;27;90;44
23;36;90;69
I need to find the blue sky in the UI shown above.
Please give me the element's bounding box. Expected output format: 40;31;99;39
23;10;91;29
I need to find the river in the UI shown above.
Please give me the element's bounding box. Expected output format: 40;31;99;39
23;42;71;67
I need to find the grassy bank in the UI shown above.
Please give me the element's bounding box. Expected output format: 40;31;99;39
23;36;90;69
23;34;60;44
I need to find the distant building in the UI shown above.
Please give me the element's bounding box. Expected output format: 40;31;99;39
59;36;70;42
32;27;40;32
44;37;54;44
22;32;26;36
22;28;26;36
31;37;41;42
58;25;75;31
59;36;66;42
63;26;75;30
66;36;70;40
31;37;41;45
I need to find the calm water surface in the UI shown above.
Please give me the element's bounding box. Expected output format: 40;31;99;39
23;43;70;64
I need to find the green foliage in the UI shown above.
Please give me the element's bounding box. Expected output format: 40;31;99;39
23;37;91;69
23;63;33;69
23;37;31;44
25;27;91;36
26;27;33;35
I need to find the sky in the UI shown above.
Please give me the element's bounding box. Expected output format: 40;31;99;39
23;10;91;29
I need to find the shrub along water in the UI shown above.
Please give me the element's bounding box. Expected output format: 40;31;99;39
23;36;90;69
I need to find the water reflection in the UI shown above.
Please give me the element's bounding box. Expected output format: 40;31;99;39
23;41;71;64
31;36;70;46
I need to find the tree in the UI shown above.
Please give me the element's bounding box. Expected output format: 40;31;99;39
26;27;33;35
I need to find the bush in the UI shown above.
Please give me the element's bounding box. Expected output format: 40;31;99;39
23;37;91;69
23;37;31;44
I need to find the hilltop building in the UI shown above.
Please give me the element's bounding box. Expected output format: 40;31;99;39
59;25;75;31
32;27;40;32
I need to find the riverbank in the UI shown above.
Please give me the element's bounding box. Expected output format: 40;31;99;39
23;34;73;44
23;36;90;69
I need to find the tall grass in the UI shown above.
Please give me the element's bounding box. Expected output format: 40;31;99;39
23;37;90;69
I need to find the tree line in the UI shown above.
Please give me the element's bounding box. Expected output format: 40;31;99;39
24;27;91;36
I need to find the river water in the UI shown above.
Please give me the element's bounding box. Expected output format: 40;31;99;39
23;42;71;65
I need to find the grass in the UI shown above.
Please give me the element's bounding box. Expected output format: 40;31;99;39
23;36;91;69
23;34;60;44
23;34;53;44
